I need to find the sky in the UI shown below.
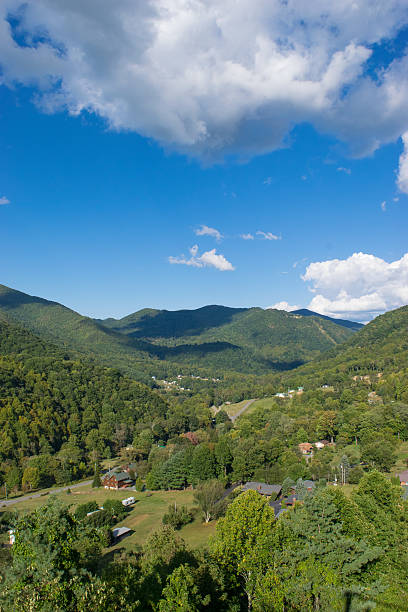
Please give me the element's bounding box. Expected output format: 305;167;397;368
1;1;408;322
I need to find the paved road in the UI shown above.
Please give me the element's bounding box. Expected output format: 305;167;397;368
0;479;93;508
230;398;256;423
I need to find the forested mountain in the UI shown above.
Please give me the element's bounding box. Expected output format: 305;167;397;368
284;305;408;397
0;284;359;379
0;316;168;482
291;308;364;331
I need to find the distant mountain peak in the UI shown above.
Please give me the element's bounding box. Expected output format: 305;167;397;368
290;308;363;331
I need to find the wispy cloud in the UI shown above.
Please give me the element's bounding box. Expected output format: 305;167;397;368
337;167;351;174
0;196;10;205
263;177;272;185
380;200;387;212
240;233;254;240
169;245;234;271
194;225;223;241
256;231;280;241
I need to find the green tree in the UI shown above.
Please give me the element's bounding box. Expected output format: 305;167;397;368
190;444;216;484
193;479;226;523
21;466;40;491
211;490;275;610
0;497;86;610
158;564;209;611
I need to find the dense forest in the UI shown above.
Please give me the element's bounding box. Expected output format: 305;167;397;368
1;298;408;610
0;284;359;383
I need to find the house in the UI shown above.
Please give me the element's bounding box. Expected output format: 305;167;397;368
112;526;132;543
298;442;313;455
284;495;297;506
242;482;282;497
102;469;134;490
303;480;316;492
122;496;135;507
397;470;408;486
124;463;138;476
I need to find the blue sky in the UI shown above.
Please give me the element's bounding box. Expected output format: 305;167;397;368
1;2;408;322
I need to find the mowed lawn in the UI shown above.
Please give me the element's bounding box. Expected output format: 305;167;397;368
221;399;253;417
4;485;217;552
237;396;279;416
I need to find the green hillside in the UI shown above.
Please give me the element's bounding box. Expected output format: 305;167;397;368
284;305;408;395
99;304;357;368
0;284;358;380
0;316;167;471
291;308;363;331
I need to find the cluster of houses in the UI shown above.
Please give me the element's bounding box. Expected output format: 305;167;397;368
298;440;335;458
241;480;316;518
274;387;304;399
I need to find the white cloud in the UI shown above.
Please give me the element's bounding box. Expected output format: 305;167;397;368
169;246;234;271
302;252;408;322
240;233;254;240
0;196;10;205
268;301;300;312
337;167;351;174
1;1;408;166
263;177;272;185
194;225;223;241
380;200;387;212
256;231;280;241
397;132;408;194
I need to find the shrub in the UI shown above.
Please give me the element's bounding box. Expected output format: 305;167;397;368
84;508;113;528
162;504;193;530
135;477;145;492
348;465;365;484
74;501;99;521
103;499;126;521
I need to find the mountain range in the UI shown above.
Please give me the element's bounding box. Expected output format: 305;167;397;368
0;283;362;381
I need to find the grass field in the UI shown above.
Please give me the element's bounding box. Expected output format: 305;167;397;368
221;399;251;417
392;440;408;475
1;485;216;553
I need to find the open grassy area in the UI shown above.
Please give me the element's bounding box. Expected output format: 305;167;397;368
392;440;408;475
2;485;216;553
221;399;251;417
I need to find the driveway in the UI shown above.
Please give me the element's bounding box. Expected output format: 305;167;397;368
0;479;93;507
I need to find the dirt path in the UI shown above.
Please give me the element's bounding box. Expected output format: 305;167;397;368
230;398;256;422
0;479;93;508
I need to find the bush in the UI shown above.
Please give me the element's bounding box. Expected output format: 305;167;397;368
135;477;145;492
348;465;365;484
74;501;99;521
84;508;114;528
162;504;193;530
103;499;126;521
0;510;16;531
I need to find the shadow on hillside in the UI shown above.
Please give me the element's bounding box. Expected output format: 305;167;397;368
115;305;248;339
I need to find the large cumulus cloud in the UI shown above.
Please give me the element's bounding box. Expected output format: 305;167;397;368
303;252;408;322
1;1;408;162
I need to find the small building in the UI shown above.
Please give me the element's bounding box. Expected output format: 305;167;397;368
112;526;132;543
397;470;408;486
303;480;316;492
102;469;134;490
242;482;282;497
298;442;313;455
122;496;135;507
